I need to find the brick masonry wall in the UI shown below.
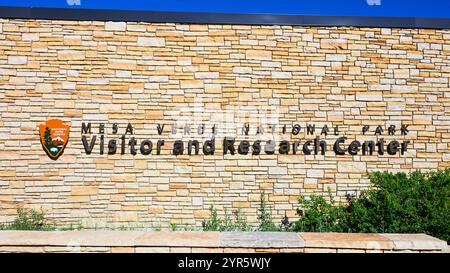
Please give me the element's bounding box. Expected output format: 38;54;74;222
0;19;449;228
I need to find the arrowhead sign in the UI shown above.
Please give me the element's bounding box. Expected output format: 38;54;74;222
39;119;70;160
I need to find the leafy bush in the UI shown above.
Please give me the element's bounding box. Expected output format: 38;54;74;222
0;207;55;231
202;192;285;232
292;189;345;232
202;205;252;231
170;223;178;231
291;170;450;243
257;192;281;231
342;170;450;242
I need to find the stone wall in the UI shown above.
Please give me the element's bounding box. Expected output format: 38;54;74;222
0;19;449;228
0;231;447;253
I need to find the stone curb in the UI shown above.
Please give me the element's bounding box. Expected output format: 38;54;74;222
0;231;446;252
380;234;448;251
135;232;220;247
0;231;144;247
298;232;394;250
220;232;304;248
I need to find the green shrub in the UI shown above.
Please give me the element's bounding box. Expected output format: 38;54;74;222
291;170;450;243
202;205;252;231
257;192;281;231
342;170;450;242
292;188;345;232
202;205;221;231
232;209;252;232
170;223;178;231
0;207;55;231
202;192;283;232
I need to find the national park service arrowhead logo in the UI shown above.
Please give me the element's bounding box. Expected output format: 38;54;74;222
39;119;70;160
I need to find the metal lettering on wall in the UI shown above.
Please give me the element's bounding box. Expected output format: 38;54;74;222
39;120;412;161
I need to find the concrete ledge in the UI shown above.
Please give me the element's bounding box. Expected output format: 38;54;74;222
380;234;447;251
135;232;220;247
299;232;393;250
220;232;304;248
0;231;446;253
0;231;143;247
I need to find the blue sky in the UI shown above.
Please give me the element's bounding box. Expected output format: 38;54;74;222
0;0;449;18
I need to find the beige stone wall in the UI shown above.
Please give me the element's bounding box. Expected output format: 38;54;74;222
0;19;449;228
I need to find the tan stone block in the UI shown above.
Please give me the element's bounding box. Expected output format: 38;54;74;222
413;115;432;125
172;95;184;102
95;163;114;170
111;194;126;202
57;50;85;60
181;80;203;89
205;84;222;93
380;234;447;251
63;36;82;45
139;187;157;194
308;66;325;76
234;79;249;89
304;181;317;189
338;161;367;173
246;50;272;60
233;201;250;208
328;111;344;122
109;59;137;70
135;232;220;247
239;93;253;101
321;39;347;49
137;37;165;46
197;36;224;46
416;63;434;69
394;69;410;78
111;174;136;182
356;92;383;101
105;22;126;31
148;207;164;214
0;171;15;177
127;24;147;32
194;210;210;218
299;233;393;250
270;195;289;202
0;195;13;202
113;212;139;222
9;181;24;189
134;160;148;169
145;111;164;119
111;247;134;253
71;186;98;196
260;89;272;98
349;67;361;75
66;195;90;202
158;191;177;197
8;56;27;65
